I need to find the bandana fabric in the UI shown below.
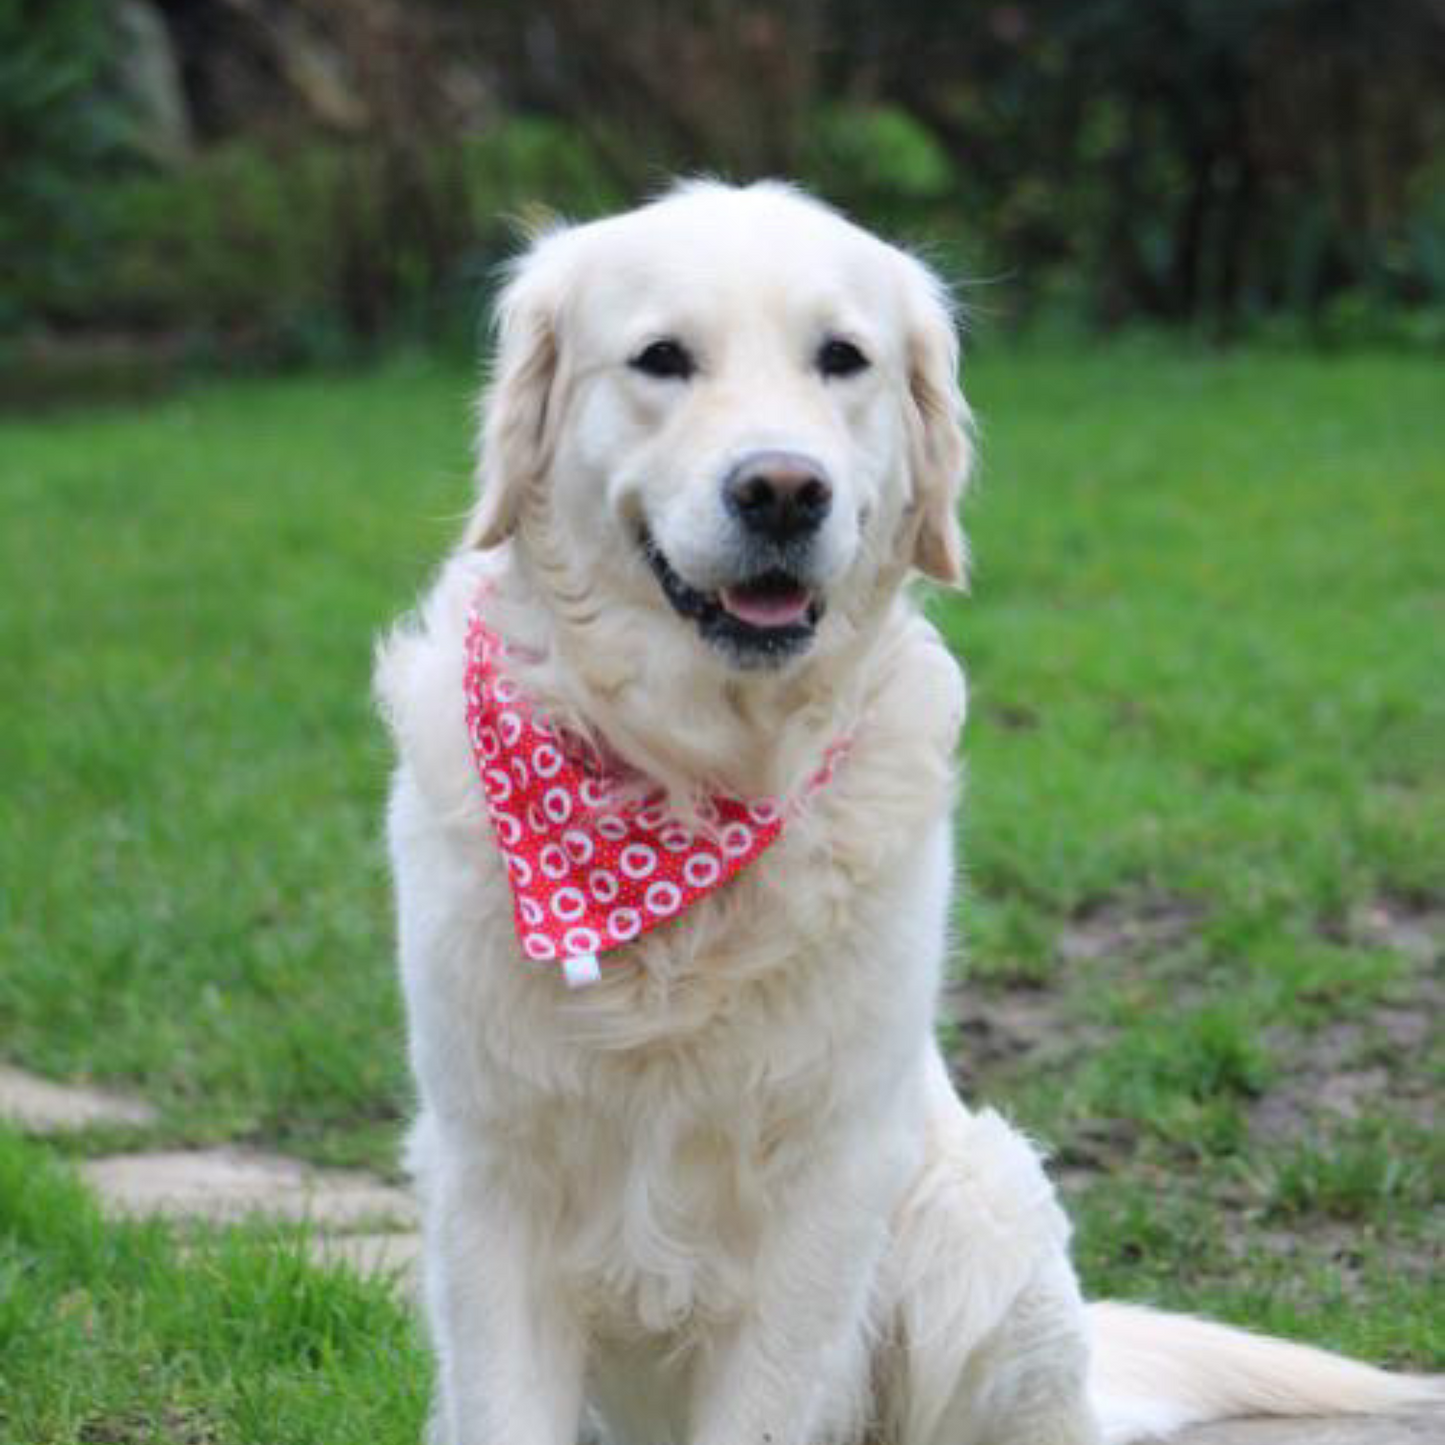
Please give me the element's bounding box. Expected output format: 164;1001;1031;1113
464;603;841;986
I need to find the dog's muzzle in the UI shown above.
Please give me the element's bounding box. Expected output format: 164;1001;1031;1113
637;450;835;667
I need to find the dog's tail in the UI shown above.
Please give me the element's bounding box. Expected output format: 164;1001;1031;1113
1088;1301;1442;1443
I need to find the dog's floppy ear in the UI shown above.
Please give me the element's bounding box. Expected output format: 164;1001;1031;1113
902;261;973;587
464;232;570;550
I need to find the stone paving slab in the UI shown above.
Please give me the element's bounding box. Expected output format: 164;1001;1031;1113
1175;1413;1445;1443
80;1148;419;1228
0;1063;157;1132
306;1230;423;1284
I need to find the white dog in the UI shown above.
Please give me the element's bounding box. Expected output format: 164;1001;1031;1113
377;181;1431;1445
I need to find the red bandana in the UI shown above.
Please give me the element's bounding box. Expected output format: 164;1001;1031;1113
464;602;843;986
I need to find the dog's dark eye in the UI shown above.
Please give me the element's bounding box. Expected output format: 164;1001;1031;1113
630;339;696;380
817;338;869;379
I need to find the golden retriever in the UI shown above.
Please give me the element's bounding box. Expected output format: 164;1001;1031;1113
376;181;1430;1445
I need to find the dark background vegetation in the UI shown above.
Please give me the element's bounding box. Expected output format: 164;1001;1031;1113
3;0;1444;390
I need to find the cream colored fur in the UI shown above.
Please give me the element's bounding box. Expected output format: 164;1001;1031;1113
376;182;1435;1445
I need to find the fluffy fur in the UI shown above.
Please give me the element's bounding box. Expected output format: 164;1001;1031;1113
376;181;1435;1445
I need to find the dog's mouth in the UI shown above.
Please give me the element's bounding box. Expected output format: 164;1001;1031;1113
639;529;822;665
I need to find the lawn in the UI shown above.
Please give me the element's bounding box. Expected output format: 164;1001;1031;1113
1;344;1440;1438
0;1127;427;1442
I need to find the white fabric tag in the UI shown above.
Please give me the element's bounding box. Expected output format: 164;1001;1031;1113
562;952;601;988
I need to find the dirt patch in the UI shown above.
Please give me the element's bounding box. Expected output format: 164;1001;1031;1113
1330;894;1444;969
78;1407;218;1444
944;984;1096;1077
1244;1218;1440;1291
976;698;1041;732
945;890;1442;1321
1231;919;1441;1289
1054;892;1207;966
946;891;1204;1090
1249;964;1443;1148
1248;894;1441;1147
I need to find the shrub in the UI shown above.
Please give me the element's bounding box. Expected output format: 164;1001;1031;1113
16;119;622;363
0;0;130;332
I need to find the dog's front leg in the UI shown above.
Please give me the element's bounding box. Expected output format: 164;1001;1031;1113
422;1141;586;1445
688;1143;894;1445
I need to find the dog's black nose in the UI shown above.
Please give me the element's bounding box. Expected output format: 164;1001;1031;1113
723;452;833;544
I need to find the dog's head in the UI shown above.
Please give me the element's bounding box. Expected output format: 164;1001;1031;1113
466;181;971;673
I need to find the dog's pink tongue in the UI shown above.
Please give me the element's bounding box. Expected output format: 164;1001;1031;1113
720;586;812;629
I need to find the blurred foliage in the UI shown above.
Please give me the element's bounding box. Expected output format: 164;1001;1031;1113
828;0;1445;334
2;0;1442;363
0;0;132;332
7;121;623;367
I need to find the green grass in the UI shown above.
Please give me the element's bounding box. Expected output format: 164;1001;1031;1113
1;344;1441;1429
0;361;476;1169
0;1128;428;1442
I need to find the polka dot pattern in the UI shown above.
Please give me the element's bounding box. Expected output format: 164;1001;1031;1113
464;603;847;978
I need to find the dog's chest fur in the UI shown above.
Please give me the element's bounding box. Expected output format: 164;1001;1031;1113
387;581;964;1336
